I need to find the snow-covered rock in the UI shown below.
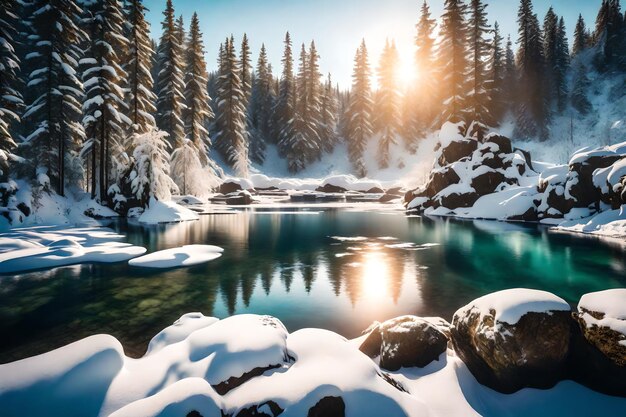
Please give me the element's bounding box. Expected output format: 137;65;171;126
138;198;199;224
450;289;572;393
128;245;224;269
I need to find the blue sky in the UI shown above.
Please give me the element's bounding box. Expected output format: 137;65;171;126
144;0;603;88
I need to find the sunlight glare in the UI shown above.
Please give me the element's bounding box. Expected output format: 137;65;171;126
361;251;389;299
395;56;418;91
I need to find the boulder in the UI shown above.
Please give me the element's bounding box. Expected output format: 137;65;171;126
438;138;478;167
235;401;283;417
484;134;513;154
307;396;345;417
219;181;243;194
315;183;347;193
470;170;506;196
506;206;538;222
359;323;383;358
426;167;461;198
566;153;622;208
450;289;572;393
379;316;448;371
569;289;626;397
366;187;385;194
435;190;480;209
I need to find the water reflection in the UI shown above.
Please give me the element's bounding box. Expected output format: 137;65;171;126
1;209;625;363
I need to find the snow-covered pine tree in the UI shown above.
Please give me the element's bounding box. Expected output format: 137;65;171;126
240;33;252;104
155;0;186;150
21;0;85;196
170;137;209;197
182;12;213;167
437;0;469;125
405;0;437;145
570;61;592;115
345;40;373;177
466;0;492;129
274;32;296;153
554;17;570;113
515;0;548;140
319;73;338;153
81;0;131;203
130;128;177;206
150;38;160;93
124;0;157;135
488;22;506;122
0;0;23;180
249;43;275;164
213;36;249;177
573;14;590;56
375;39;400;169
175;15;185;47
307;41;323;161
592;0;626;71
283;43;314;173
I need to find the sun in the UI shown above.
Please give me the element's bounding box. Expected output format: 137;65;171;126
395;57;418;91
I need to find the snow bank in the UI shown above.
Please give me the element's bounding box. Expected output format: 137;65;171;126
1;310;625;417
455;288;571;325
128;245;223;269
138;198;199;224
555;207;626;238
0;226;146;274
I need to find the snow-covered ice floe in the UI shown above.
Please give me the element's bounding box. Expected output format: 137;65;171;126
138;198;200;224
129;245;224;269
0;226;146;274
0;312;624;417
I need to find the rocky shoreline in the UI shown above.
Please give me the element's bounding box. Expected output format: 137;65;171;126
1;288;624;417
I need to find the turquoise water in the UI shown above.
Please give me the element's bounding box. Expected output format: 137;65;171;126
1;207;625;363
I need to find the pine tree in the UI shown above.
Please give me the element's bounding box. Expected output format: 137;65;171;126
319;73;338;153
171;137;209;196
124;0;157;135
554;17;570;113
515;0;548;139
21;0;86;196
406;0;438;142
543;7;559;109
488;22;506;122
345;40;373;177
593;0;626;70
570;61;592;115
375;40;400;169
81;0;131;202
240;33;252;104
155;0;186;149
466;0;492;128
249;43;274;164
437;0;469;124
274;32;296;153
183;12;213;167
573;14;589;56
0;0;23;180
503;35;517;110
307;41;323;160
213;36;249;177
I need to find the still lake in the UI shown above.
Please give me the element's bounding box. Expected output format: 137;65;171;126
1;206;625;363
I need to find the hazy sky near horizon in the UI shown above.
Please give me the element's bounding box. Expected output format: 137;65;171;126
144;0;603;88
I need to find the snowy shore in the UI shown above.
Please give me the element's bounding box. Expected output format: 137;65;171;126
1;288;625;417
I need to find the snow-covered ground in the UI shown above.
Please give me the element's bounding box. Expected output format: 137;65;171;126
0;312;623;417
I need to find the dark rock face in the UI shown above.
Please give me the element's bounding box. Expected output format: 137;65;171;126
470;170;506;196
307;396;345;417
213;364;281;395
438;139;478;167
366;187;385;194
434;191;480;209
566;155;622;208
379;316;448;371
315;183;347;193
359;324;383;358
235;400;284;417
427;168;461;198
484;134;513;154
219;181;244;194
16;202;31;216
451;306;572;393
